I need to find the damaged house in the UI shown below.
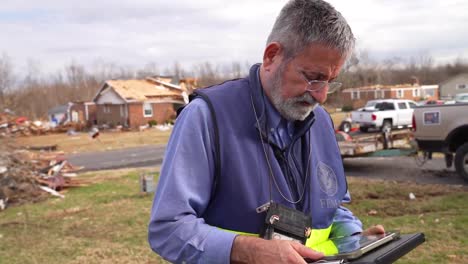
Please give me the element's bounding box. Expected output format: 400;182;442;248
48;102;96;127
92;77;186;128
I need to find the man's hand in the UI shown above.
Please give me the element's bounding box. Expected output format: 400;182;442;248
362;224;385;236
231;235;324;264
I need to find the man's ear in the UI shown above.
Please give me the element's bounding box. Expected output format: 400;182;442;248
262;42;282;71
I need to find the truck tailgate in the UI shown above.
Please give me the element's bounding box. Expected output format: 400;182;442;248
351;110;374;123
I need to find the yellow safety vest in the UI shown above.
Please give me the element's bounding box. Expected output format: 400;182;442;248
221;225;338;255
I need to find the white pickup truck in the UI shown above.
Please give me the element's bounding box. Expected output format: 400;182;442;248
351;99;418;132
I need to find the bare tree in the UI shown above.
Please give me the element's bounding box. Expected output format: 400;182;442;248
194;62;224;87
136;62;160;78
0;53;14;110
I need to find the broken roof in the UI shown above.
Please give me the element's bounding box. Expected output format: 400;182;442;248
94;79;183;102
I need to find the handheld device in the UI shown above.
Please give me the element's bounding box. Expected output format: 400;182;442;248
259;202;312;245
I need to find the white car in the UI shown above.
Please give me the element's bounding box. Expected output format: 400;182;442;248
351;99;418;132
455;93;468;103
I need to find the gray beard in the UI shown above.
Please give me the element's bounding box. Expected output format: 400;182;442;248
268;65;318;121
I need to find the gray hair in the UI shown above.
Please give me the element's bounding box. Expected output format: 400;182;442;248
267;0;355;59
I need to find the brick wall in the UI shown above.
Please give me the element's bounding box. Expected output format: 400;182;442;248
86;104;97;126
127;102;176;128
128;104;144;128
341;92;370;109
96;104;127;127
390;89;421;100
342;88;424;110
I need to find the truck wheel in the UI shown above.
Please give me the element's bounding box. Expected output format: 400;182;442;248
381;120;392;132
339;121;351;133
359;126;369;133
455;142;468;181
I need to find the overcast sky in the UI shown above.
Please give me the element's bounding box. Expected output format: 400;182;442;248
1;0;468;75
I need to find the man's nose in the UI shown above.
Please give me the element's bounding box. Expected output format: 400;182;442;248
308;86;328;104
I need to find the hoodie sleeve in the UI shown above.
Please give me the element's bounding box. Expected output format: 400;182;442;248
148;98;237;264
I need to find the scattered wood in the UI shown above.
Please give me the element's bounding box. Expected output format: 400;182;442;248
39;186;65;198
0;143;85;210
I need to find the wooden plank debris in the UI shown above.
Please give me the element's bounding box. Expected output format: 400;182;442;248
0;143;86;210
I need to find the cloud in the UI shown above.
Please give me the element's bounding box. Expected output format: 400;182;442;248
332;0;468;63
0;0;467;74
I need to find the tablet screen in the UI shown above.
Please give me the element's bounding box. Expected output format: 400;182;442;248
323;232;399;260
329;233;386;254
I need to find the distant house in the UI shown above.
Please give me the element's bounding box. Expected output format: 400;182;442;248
48;102;96;127
341;84;439;109
439;73;468;99
92;77;186;128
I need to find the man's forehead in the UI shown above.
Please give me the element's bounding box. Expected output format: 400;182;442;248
299;64;342;79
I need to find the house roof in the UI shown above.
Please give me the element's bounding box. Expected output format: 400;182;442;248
145;77;183;90
101;79;183;102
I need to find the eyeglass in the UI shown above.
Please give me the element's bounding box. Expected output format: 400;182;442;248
301;72;342;94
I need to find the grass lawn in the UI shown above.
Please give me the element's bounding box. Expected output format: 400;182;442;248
329;111;348;127
13;129;172;154
0;168;466;263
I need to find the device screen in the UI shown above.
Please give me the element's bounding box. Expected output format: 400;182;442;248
305;233;399;263
328;233;386;254
327;232;400;258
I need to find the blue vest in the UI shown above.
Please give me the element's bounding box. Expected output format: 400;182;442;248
194;64;347;239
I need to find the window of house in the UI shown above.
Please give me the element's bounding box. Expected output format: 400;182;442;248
425;89;435;97
412;89;420;97
104;105;111;113
398;102;407;109
351;90;360;99
396;89;403;98
374;90;384;99
457;84;467;89
143;102;153;117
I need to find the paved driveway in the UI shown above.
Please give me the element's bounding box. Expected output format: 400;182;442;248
67;145;466;186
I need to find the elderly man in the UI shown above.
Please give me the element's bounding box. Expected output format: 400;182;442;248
148;0;384;263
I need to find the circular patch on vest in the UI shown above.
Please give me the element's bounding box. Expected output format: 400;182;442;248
317;161;338;196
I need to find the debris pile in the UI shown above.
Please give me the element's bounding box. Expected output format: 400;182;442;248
0;143;85;210
0;111;86;137
0;112;49;136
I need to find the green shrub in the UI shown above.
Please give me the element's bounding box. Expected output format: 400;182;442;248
148;120;157;127
341;105;354;112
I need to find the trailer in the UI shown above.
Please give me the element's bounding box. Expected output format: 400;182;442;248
337;129;416;158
